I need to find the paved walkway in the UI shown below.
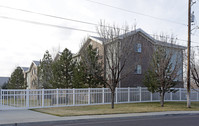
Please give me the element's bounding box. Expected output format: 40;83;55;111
0;110;199;125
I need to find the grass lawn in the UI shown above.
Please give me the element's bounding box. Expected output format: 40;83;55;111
32;102;199;117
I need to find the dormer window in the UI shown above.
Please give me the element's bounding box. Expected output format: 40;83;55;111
135;43;142;53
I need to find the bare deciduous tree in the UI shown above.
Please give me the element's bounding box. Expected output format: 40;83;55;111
97;22;137;109
190;48;199;88
144;36;183;107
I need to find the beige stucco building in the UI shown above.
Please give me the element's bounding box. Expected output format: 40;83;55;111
26;61;40;89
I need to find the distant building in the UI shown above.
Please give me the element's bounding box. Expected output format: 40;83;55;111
20;67;29;78
54;51;80;63
26;61;40;89
77;36;105;68
54;51;62;62
0;77;9;88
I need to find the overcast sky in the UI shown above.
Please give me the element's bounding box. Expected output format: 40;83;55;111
0;0;199;77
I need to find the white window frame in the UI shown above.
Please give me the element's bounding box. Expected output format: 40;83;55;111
135;65;142;74
136;43;142;53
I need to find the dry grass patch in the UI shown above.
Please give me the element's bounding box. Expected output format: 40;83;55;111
32;102;199;117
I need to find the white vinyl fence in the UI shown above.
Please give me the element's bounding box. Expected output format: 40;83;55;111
0;87;199;110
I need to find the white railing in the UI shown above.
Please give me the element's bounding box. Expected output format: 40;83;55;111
0;87;198;110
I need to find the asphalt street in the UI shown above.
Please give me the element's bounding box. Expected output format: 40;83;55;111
4;114;199;126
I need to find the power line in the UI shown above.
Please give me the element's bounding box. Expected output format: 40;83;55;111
0;5;97;26
0;5;127;31
0;1;188;27
84;0;187;26
0;16;97;34
0;4;191;34
0;3;194;45
0;15;197;46
177;38;198;44
0;15;196;46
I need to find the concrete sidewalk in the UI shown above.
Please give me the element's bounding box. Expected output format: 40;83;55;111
0;109;199;125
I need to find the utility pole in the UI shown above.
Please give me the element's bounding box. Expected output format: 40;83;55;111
187;0;191;108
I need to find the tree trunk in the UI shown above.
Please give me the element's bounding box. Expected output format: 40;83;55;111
111;91;115;109
160;91;165;107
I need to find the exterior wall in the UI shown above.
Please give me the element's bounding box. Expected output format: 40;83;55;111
170;49;184;82
72;54;81;63
27;71;31;89
90;39;104;64
163;48;184;88
120;32;184;88
54;52;61;62
26;63;39;89
79;38;104;65
120;32;154;87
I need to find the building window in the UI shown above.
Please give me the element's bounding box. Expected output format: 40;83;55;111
96;48;99;55
34;68;37;75
135;43;142;52
135;65;142;74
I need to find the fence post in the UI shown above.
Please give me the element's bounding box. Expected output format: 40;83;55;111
42;89;44;107
170;91;173;101
128;87;130;103
2;90;4;106
26;89;29;109
0;89;2;108
73;88;75;106
179;88;182;101
116;87;118;103
151;92;153;102
139;87;142;102
88;88;91;105
56;88;59;106
102;88;104;104
14;91;15;106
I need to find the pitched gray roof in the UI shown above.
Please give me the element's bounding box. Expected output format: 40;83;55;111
33;61;40;66
130;29;186;50
58;51;62;55
89;28;186;50
90;36;104;42
0;77;9;87
21;67;29;72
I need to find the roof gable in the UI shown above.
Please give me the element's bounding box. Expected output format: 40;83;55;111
21;67;29;72
88;28;186;50
33;60;40;66
27;60;40;73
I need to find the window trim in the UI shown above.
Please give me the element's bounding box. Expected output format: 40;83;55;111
135;65;142;74
135;43;142;53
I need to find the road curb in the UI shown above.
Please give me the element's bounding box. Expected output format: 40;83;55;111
1;111;199;126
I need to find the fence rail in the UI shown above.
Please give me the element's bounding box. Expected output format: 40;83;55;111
0;87;198;110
